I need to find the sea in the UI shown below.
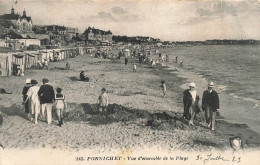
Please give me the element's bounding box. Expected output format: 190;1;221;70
158;45;260;134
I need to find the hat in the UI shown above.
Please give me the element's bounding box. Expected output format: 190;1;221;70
42;78;49;83
56;88;62;93
208;82;214;87
31;80;38;85
25;78;31;84
189;83;196;88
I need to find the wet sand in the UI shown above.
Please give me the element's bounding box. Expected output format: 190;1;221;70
0;49;260;164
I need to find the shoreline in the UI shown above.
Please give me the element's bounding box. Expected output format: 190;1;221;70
147;59;260;147
156;46;260;135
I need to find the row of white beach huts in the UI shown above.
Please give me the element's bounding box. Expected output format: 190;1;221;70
0;47;86;76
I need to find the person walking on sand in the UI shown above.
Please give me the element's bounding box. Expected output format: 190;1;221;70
133;63;137;72
180;61;183;67
22;78;32;120
38;78;55;124
97;88;108;115
125;57;128;65
160;80;166;97
0;111;2;125
24;80;40;124
202;82;219;131
65;62;70;70
54;88;67;127
44;59;48;70
183;83;200;125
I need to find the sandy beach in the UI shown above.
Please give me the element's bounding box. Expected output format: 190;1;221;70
1;49;260;164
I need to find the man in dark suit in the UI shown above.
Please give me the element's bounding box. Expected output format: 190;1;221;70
38;78;55;124
202;82;220;131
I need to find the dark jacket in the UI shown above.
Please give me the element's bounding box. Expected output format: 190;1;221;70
22;85;31;113
183;89;200;119
80;72;85;81
202;90;219;112
38;84;55;104
22;86;31;101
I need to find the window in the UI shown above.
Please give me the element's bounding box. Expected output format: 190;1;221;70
22;23;27;32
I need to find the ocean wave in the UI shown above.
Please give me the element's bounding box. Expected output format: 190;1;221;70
229;93;259;110
217;85;228;92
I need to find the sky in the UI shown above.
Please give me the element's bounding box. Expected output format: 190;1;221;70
0;0;260;41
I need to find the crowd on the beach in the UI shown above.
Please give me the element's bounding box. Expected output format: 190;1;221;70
2;46;247;153
1;46;219;133
113;47;220;131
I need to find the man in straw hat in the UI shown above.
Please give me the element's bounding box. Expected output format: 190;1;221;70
183;82;200;126
202;82;220;131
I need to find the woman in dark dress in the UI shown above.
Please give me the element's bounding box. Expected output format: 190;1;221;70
22;79;31;119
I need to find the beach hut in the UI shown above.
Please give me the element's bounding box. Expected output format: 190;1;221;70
53;49;60;62
86;47;94;54
68;48;76;58
64;49;69;59
0;53;12;76
78;47;84;55
58;49;64;60
123;49;130;57
60;49;66;60
12;53;26;76
49;50;54;61
41;51;50;62
25;52;37;69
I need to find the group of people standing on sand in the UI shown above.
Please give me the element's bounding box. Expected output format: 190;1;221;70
22;78;67;127
183;81;219;131
22;76;109;126
159;79;220;131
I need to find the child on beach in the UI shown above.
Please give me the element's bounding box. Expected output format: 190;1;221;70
133;63;137;72
160;80;167;97
54;88;67;127
65;62;70;70
97;88;108;114
22;78;31;119
152;60;156;67
24;80;40;124
125;57;128;65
